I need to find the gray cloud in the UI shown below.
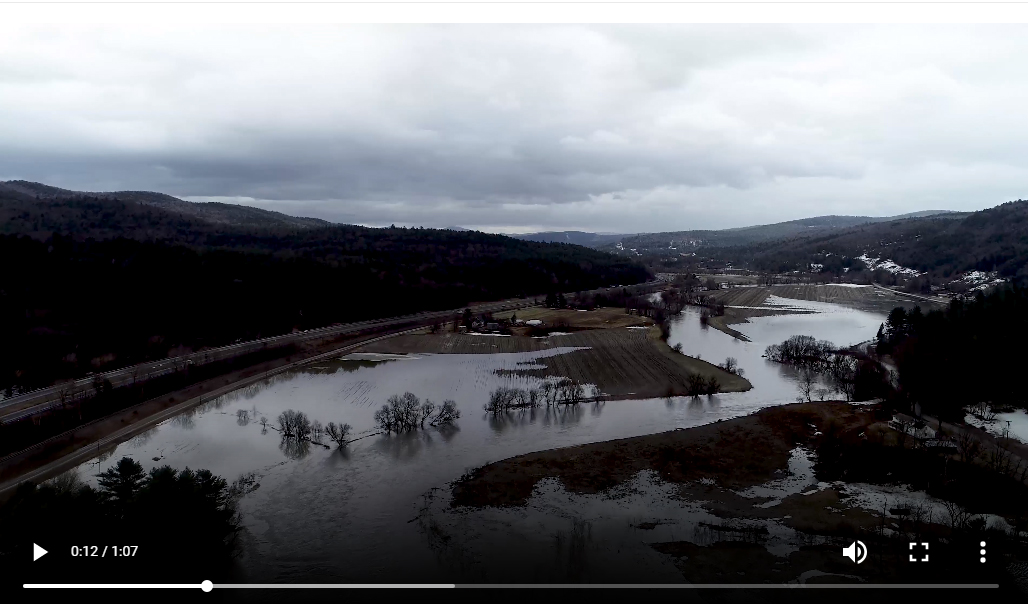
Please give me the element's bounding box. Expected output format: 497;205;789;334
2;25;1028;233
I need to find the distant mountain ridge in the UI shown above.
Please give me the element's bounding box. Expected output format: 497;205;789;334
607;212;962;255
0;180;331;230
513;231;626;247
513;211;960;252
715;201;1028;283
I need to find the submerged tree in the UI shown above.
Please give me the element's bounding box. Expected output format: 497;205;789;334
432;400;461;425
325;422;352;446
277;409;312;440
373;393;463;432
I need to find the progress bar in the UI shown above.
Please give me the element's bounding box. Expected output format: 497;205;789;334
23;583;999;589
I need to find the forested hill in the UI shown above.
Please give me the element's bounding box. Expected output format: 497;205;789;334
514;231;625;247
604;211;960;255
0;181;649;393
0;180;331;234
715;199;1028;283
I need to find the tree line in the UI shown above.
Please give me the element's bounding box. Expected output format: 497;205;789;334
0;457;240;582
875;285;1028;419
0;227;648;395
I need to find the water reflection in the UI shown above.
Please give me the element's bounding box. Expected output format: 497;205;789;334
668;304;885;407
129;426;159;447
278;435;312;460
374;430;434;460
67;304;886;584
170;414;195;430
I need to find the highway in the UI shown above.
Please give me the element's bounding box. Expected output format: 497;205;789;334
0;326;431;494
872;283;949;306
0;281;661;425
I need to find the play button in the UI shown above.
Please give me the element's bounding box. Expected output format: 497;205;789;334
33;543;47;561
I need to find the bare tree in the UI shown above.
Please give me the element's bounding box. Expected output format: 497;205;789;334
432;400;461;425
277;410;312;439
956;429;983;464
325;422;352;446
419;400;436;427
943;499;973;531
797;368;816;403
969;401;996;422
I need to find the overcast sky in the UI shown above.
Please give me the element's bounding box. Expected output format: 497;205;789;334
3;24;1028;234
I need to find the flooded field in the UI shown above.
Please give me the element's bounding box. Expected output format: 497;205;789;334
61;297;891;584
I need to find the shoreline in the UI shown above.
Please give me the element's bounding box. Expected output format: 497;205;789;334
442;401;1028;585
0;329;418;498
451;401;850;509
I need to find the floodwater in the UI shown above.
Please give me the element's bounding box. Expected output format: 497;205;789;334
65;298;889;584
668;296;887;406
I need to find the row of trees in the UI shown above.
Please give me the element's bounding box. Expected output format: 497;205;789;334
483;380;588;414
685;373;721;396
373;393;460;433
271;409;355;450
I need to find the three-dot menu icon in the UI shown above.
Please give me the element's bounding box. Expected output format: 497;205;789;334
980;541;986;563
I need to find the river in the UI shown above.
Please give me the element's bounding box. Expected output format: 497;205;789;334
65;298;887;583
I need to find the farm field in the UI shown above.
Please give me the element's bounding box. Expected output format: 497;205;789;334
503;327;750;398
693;273;761;286
684;283;926;341
708;283;927;315
494;306;651;330
356;313;750;399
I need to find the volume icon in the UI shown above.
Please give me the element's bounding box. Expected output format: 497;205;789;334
843;540;867;564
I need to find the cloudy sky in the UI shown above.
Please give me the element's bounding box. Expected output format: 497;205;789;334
3;24;1028;234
